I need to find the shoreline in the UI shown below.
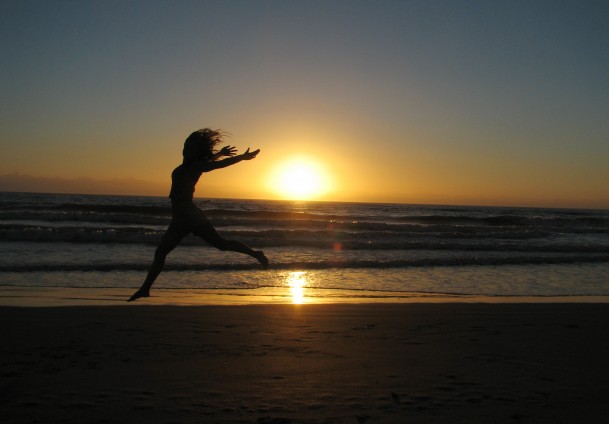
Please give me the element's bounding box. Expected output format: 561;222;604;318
2;286;609;307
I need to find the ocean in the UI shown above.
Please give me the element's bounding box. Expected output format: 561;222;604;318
1;191;608;301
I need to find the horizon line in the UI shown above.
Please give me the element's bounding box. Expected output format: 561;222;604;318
1;189;607;212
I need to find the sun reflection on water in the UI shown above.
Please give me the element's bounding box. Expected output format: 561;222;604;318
287;271;308;304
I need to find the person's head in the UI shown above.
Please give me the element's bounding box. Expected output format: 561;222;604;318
183;128;224;162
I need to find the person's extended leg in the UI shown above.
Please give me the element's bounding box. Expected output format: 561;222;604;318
127;229;185;301
194;218;268;268
211;236;269;268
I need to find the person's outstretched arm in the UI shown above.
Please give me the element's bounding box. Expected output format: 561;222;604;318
199;148;260;172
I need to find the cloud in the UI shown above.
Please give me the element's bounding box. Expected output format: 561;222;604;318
0;173;167;196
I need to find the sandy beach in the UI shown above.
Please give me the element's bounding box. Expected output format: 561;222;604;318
3;300;609;423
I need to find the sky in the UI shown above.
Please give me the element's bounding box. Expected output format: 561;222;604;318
1;0;608;208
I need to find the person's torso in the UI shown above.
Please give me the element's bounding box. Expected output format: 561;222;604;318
169;162;204;202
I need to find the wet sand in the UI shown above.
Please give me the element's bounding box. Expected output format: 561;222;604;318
2;302;609;423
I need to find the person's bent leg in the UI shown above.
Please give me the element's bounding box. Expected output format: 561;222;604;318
198;228;268;268
128;230;184;301
216;238;269;268
193;211;269;268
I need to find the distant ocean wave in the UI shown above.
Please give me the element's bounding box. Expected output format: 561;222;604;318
1;254;607;273
2;223;609;253
2;202;608;226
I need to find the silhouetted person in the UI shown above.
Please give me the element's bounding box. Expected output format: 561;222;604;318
128;128;268;302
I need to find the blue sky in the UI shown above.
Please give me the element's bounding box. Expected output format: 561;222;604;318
1;0;608;207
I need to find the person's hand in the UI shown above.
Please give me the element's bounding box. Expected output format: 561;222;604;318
219;146;237;157
241;148;260;160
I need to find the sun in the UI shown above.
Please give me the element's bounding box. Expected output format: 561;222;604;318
270;157;331;200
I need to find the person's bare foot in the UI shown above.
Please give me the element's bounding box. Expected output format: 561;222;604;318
254;251;269;269
127;289;150;302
